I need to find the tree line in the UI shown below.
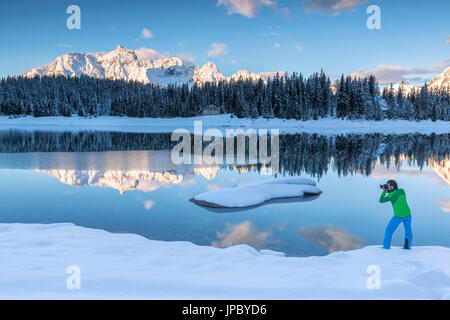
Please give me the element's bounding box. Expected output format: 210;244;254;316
0;72;448;121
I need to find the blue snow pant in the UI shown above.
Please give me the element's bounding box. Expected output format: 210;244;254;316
383;215;413;249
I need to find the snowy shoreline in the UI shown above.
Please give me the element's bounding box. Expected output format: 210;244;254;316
0;114;448;135
1;223;449;299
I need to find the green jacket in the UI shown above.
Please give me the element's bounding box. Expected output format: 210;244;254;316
379;188;411;218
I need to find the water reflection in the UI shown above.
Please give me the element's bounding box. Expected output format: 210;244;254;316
427;159;449;184
0;129;448;256
300;225;364;253
192;195;321;213
39;169;186;194
436;199;450;213
0;130;448;178
370;159;449;186
211;221;274;250
143;200;156;211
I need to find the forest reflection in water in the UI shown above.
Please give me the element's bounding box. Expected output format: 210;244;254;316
0;129;448;178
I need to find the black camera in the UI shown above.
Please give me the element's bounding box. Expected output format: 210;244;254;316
380;184;388;190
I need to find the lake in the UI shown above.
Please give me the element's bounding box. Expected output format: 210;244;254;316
0;129;448;257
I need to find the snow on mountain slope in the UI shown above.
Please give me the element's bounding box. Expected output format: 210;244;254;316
428;66;450;90
24;45;197;86
390;82;419;94
229;69;262;82
23;46;272;87
192;61;227;85
25;52;106;78
259;71;286;81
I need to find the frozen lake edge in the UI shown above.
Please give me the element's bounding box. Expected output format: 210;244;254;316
0;114;449;135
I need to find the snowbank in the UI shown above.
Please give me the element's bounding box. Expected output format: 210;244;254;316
192;177;321;208
1;223;449;299
0;115;449;134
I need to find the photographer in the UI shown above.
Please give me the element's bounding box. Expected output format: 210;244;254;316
379;180;413;249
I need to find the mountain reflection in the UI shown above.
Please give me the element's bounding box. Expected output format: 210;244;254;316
0;130;448;188
38;169;185;194
370;159;449;186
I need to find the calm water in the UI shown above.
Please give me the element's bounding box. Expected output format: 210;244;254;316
0;130;449;257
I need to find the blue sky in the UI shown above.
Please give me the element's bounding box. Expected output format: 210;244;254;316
0;0;449;84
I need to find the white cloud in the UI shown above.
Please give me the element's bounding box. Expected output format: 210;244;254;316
144;200;155;210
217;0;275;18
135;47;196;64
178;40;188;48
446;35;450;45
436;199;450;213
207;43;229;57
141;28;154;39
350;59;450;85
177;52;196;64
230;57;248;65
259;32;280;36
295;43;303;52
282;7;292;19
304;0;368;15
273;43;280;48
58;43;72;48
135;47;168;60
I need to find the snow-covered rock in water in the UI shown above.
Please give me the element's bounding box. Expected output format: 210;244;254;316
1;223;450;299
192;177;322;208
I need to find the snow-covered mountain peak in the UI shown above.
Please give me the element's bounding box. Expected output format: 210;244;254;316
428;66;450;90
100;46;138;64
203;61;218;69
193;61;226;85
153;57;184;69
23;46;271;87
390;82;418;94
230;70;261;82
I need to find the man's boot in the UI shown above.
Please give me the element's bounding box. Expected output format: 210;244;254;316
403;239;410;249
